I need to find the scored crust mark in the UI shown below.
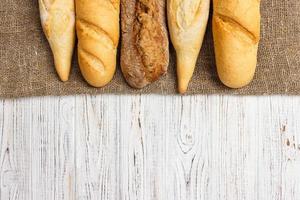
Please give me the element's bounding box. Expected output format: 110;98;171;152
39;0;51;37
176;0;202;29
109;0;119;10
77;18;116;47
133;0;168;83
40;0;48;11
214;14;259;43
40;0;75;39
51;10;72;35
78;46;106;72
41;0;54;10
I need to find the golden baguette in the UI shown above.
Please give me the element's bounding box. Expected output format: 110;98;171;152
213;0;261;88
168;0;210;94
39;0;75;81
76;0;120;87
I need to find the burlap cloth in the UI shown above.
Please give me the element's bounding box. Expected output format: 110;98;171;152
0;0;299;98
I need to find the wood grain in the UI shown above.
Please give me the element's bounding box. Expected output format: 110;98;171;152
0;95;300;200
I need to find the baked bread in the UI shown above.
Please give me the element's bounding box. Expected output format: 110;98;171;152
213;0;261;88
121;0;169;89
167;0;210;93
76;0;120;87
39;0;75;81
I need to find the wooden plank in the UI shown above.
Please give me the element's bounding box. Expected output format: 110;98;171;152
0;97;76;200
280;97;300;200
74;95;119;200
29;97;76;200
0;96;299;200
0;99;32;199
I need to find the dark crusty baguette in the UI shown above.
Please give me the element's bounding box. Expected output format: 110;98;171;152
121;0;169;89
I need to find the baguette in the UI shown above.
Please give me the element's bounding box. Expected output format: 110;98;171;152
167;0;210;93
76;0;120;87
121;0;169;89
213;0;261;88
39;0;75;81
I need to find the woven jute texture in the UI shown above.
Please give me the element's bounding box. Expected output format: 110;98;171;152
0;0;299;98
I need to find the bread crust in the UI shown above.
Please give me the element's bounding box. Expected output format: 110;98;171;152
167;0;210;93
39;0;75;81
213;0;261;88
121;0;169;89
76;0;120;87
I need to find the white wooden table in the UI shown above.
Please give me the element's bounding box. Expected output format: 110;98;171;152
0;95;300;200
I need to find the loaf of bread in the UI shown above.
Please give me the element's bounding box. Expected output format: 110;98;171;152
76;0;120;87
167;0;210;93
121;0;169;89
213;0;261;88
39;0;75;81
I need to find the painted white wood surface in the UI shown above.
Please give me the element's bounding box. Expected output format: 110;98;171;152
0;95;300;200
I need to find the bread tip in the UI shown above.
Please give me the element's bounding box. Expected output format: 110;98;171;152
55;65;70;82
221;79;252;89
178;80;189;94
218;71;255;89
57;73;69;82
53;57;72;82
178;87;187;94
